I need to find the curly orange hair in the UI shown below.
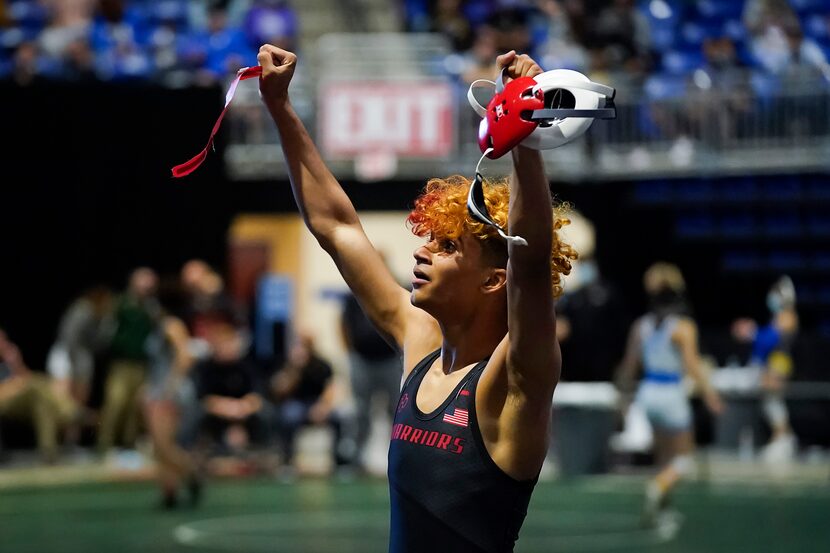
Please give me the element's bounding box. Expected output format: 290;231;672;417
406;174;578;298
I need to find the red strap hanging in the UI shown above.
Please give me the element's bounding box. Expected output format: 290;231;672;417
171;65;263;178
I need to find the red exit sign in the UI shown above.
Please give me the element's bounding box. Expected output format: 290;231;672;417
320;81;455;158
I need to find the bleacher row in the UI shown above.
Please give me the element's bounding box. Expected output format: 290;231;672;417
0;0;297;84
404;0;830;99
2;1;828;92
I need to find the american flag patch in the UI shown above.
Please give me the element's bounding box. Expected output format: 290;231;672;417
443;407;469;427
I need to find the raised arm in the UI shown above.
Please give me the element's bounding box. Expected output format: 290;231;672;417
615;320;643;394
674;319;724;415
257;45;412;348
499;52;561;405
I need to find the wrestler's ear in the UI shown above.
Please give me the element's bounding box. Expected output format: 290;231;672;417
481;268;507;294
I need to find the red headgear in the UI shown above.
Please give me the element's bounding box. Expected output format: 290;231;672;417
477;76;544;159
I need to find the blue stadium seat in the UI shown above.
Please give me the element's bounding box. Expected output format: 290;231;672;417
816;287;830;306
644;72;688;98
204;27;257;79
722;18;748;43
633;180;674;204
722;250;762;272
789;0;828;15
720;178;758;202
147;0;189;30
749;71;781;99
762;212;803;238
803;14;829;42
811;252;830;272
807;215;830;237
761;178;802;202
660;49;705;75
719;214;757;238
807;179;830;201
402;0;429;27
0;27;28;52
694;0;744;21
676;212;716;238
680;20;723;48
676;179;714;203
174;30;209;69
767;251;806;271
7;0;48;31
639;0;682;50
464;0;494;28
0;56;10;78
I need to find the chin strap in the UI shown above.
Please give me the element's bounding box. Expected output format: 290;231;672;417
171;65;263;178
466;148;528;248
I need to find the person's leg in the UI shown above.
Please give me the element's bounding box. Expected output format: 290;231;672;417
277;400;309;467
97;361;132;452
326;411;351;469
144;400;182;506
120;364;147;448
643;389;694;525
349;354;373;462
760;391;796;463
146;401;196;473
0;382;60;462
652;429;694;499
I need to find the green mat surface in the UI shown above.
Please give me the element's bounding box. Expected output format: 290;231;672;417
1;476;828;552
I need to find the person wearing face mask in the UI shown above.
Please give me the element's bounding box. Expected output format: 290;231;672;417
731;275;799;464
552;211;629;476
616;262;723;527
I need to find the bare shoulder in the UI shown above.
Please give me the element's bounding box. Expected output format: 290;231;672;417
672;316;698;342
400;307;442;376
674;316;698;332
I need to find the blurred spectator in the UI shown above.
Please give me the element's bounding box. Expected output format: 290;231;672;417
341;290;401;474
0;329;78;463
556;211;628;382
243;0;298;53
590;0;651;76
683;36;753;148
142;278;202;509
46;284;114;444
459;23;498;84
192;313;268;455
271;331;352;475
534;0;588;72
487;5;533;55
97;267;159;454
615;262;723;526
743;0;827;77
37;0;96;80
180;259;243;343
0;1;9;27
199;1;256;81
90;0;151;81
731;275;799;463
10;41;43;86
431;0;474;51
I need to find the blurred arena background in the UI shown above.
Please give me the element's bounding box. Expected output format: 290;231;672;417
1;0;829;552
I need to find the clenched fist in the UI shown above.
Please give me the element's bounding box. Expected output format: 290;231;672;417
257;44;297;106
496;50;543;83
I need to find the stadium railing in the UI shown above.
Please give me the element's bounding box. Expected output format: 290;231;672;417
224;33;830;181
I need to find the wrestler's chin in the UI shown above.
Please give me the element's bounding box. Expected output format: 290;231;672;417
409;285;430;310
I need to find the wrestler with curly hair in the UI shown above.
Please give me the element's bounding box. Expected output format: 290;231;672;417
259;43;576;553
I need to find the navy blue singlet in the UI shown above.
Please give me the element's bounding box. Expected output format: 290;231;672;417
387;350;537;553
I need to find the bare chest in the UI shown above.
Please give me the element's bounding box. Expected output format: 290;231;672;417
415;366;473;413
